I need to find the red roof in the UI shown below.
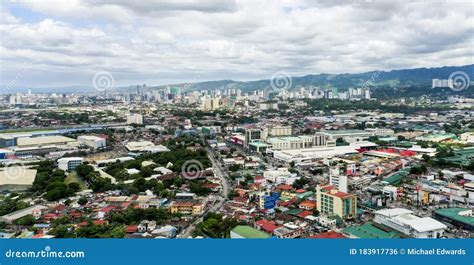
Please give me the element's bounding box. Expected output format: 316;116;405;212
255;219;279;233
233;196;249;203
297;210;313;218
276;184;293;191
279;197;297;207
100;205;116;213
310;231;347;239
299;201;316;209
295;189;306;193
54;205;66;212
126;225;138;233
321;185;352;198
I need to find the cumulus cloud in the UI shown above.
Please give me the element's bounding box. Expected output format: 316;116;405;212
0;0;473;89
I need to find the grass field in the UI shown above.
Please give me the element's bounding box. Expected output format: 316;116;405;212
65;172;87;190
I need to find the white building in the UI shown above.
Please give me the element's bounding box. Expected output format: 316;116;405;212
321;130;371;144
126;114;143;125
267;126;292;136
78;135;106;149
266;133;328;150
329;170;348;193
263;168;299;185
125;141;155;152
0;166;37;191
374;208;447;238
57;157;84;172
365;128;395;137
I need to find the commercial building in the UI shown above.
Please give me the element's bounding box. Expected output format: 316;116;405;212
321;129;371;144
57;157;84;172
343;223;401;239
267;126;292;136
374;208;447;238
316;185;357;220
329;172;348;193
10;135;79;156
170;201;204;215
16;135;78;148
244;128;268;147
266;133;328;150
125;141;155;152
271;142;375;163
433;208;474;231
77;135;106;149
126;114;143;125
365;128;395;137
263;168;299;185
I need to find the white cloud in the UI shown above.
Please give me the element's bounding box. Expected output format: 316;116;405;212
1;0;473;88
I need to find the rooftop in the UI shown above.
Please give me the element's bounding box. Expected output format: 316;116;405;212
231;225;271;239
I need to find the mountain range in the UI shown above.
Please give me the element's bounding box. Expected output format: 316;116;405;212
11;64;474;95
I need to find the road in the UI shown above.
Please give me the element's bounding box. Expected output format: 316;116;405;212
178;148;230;238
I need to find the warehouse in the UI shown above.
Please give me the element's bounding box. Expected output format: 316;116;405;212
78;135;106;150
0;166;37;191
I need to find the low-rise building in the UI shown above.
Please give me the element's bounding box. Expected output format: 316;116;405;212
57;157;83;172
374;208;447;238
77;135;106;149
170;201;204;215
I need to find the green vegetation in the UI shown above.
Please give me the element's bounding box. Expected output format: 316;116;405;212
194;213;240;238
31;161;80;201
75;164;115;192
109;207;180;225
0;197;28;216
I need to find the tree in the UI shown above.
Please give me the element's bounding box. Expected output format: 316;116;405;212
78;196;88;205
15;215;36;226
75;164;95;178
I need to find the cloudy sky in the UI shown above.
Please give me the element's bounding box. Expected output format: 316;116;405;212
1;0;473;90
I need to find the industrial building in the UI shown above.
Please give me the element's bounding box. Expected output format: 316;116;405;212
78;135;106;149
374;208;447;238
0;166;37;191
0;205;48;224
433;208;474;231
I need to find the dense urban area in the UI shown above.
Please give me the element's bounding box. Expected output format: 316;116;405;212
0;86;473;239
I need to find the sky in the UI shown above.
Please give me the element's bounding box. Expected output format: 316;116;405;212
0;0;473;90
